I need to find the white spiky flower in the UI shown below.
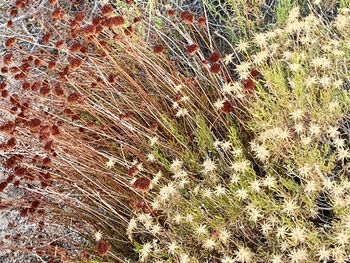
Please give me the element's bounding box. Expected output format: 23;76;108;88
214;99;225;110
223;53;234;65
234;246;254;262
168;241;179;255
271;254;283;263
140;242;152;262
236;40;250;52
221;141;232;151
94;230;103;241
147;153;156;162
180;253;190;263
235;61;251;79
236;188;249;200
337;148;350;161
251;142;270;162
289;248;308;263
218;229;231;243
317;246;331;261
202;158;217;174
150;136;159;146
289;109;304;121
283;199;299;216
248;207;263;222
195;224;208;236
231;160;250;172
249;180;261;193
203;238;216;250
276;226;287;239
263;175;276;188
176;108;189;117
290;227;306;244
215;185;226;196
105;158;115;169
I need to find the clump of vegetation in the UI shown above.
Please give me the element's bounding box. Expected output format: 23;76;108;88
0;0;350;262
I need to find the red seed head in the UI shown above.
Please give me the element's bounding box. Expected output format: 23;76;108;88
186;43;199;55
82;25;96;38
221;100;234;114
42;32;52;44
180;10;194;24
96;240;111;257
209;51;220;63
198;16;206;27
5;37;16;49
3;53;13;65
210;63;221;74
0;182;8;192
153;44;164;54
124;25;134;36
67;92;83;103
7;20;14;28
48;0;57;4
52;7;64;20
55;40;64;49
167;9;176;17
69;57;83;70
133;177;151;192
27;118;41;129
242;78;255;93
250;68;261;79
127;166;140;177
101;4;114;15
10;7;18;17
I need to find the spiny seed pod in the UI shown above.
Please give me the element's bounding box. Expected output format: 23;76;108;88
133;177;151;192
3;53;12;64
180;10;194;24
186;43;199;55
124;25;133;36
221;100;234;114
101;4;114;15
153;44;164;54
10;7;18;17
69;57;83;70
210;63;221;74
5;37;16;49
42;32;52;44
127;166;140;177
209;51;220;63
67;92;83;103
198;16;206;27
95;240;111;257
167;9;175;17
108;16;125;28
7;20;13;28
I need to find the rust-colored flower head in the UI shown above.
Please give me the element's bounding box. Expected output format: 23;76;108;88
39;84;51;96
153;44;164;54
55;40;64;49
186;43;199;55
54;84;64;96
5;37;16;49
3;53;13;65
180;10;194;24
108;16;125;27
101;4;114;15
70;42;81;52
42;32;52;44
198;16;206;27
242;78;255;93
133;177;151;192
209;51;220;63
127;166;140;177
52;7;64;21
250;68;261;79
48;0;57;4
74;11;85;23
0;182;8;192
67;92;83;103
124;25;134;36
221;100;234;114
82;25;96;38
96;240;111;257
167;9;176;17
210;63;221;74
10;7;18;17
133;17;141;23
7;20;13;28
69;57;83;70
